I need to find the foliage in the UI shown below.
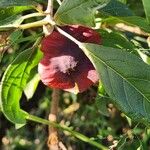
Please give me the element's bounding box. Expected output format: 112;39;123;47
0;0;150;149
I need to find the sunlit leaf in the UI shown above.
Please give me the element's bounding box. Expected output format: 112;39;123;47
0;40;42;124
24;73;40;100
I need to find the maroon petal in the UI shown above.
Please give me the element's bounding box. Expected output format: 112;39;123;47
63;25;101;43
38;55;76;89
73;58;99;93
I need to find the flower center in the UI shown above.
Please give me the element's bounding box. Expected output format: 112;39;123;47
50;55;78;74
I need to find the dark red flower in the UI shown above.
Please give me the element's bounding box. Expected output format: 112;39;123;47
38;25;101;94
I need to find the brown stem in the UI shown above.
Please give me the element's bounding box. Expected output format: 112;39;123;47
47;89;60;150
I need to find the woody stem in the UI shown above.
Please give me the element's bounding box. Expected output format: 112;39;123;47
47;89;61;150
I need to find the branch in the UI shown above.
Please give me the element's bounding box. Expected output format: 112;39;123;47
18;19;48;29
45;0;53;15
47;89;61;150
15;1;55;31
43;0;55;35
22;13;46;20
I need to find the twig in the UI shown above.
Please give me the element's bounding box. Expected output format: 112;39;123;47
47;89;61;150
18;19;48;29
4;2;55;30
16;12;47;29
22;12;46;20
45;0;53;15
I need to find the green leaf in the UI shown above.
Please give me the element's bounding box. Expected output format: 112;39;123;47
0;6;35;31
98;0;150;33
100;0;133;16
117;0;127;4
9;30;23;44
0;6;33;20
142;0;150;23
15;123;25;129
0;40;43;124
15;33;43;44
81;44;150;124
0;0;37;8
116;135;127;150
24;73;40;100
138;51;150;65
96;83;110;116
0;15;24;31
102;16;150;33
54;0;110;27
98;29;135;51
95;96;109;116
